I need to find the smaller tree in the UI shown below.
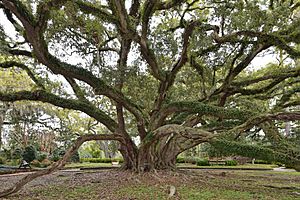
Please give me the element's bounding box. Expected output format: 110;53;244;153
22;146;36;163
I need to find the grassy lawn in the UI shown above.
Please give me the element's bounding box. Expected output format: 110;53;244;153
64;162;116;169
177;163;278;169
64;162;278;169
2;169;299;200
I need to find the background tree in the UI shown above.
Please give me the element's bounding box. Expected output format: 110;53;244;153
1;0;300;197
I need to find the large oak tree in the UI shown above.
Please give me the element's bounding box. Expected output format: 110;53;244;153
1;0;300;196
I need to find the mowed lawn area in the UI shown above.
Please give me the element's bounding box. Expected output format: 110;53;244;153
0;168;299;200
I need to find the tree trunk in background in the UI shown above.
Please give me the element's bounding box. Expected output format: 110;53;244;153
0;115;3;149
0;103;9;149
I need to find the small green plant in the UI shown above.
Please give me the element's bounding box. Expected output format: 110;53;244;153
0;156;6;164
37;151;48;162
196;159;210;166
176;157;185;163
225;160;238;166
12;148;22;159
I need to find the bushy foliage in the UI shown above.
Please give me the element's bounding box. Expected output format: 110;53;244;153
50;148;64;162
225;160;238;166
0;156;6;164
36;151;48;162
176;156;200;164
196;159;210;166
50;148;80;163
176;157;185;163
11;148;22;159
41;159;52;168
22;146;37;163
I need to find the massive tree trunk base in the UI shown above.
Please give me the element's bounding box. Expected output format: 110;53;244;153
119;153;177;172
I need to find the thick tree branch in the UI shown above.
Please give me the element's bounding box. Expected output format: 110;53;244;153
153;101;252;129
231;112;300;137
0;90;118;132
232;67;300;87
7;49;32;57
75;0;117;24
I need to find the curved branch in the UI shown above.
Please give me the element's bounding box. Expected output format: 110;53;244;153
75;0;117;24
7;49;32;57
0;134;124;198
64;76;87;101
232;67;300;87
231;111;300;136
0;61;44;89
213;29;300;58
153;101;252;129
0;90;118;132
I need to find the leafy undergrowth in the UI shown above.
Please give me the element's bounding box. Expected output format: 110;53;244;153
1;169;300;200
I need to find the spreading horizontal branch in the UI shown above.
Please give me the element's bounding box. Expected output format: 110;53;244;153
231;111;300;136
153;101;252;129
0;90;118;132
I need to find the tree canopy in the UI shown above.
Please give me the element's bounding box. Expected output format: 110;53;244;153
0;0;300;196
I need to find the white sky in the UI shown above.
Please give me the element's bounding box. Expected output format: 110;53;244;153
0;10;279;71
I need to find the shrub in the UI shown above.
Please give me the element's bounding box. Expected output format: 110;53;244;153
176;157;199;164
0;156;6;164
70;151;80;163
254;159;272;164
37;152;48;162
31;160;41;168
176;157;185;163
50;148;65;162
22;146;37;163
12;148;22;159
185;157;198;164
196;159;210;166
8;159;21;166
225;160;238;166
41;159;52;168
50;148;80;162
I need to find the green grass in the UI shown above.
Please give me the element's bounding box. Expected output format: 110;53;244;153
177;163;278;169
64;162;116;168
